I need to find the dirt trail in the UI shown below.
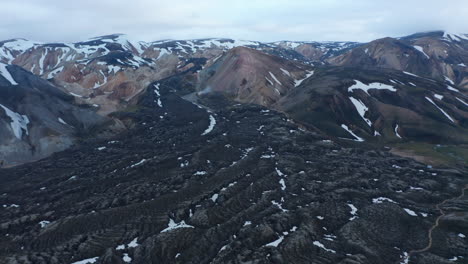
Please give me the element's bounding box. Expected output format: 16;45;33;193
405;184;468;262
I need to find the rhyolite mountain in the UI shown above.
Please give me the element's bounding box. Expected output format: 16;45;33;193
0;31;467;264
197;46;314;107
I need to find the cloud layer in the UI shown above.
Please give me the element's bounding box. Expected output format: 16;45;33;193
2;0;468;43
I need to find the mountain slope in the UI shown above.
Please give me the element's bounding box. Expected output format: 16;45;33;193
195;47;468;144
328;31;468;90
274;40;361;62
197;47;313;106
0;63;109;165
274;66;468;144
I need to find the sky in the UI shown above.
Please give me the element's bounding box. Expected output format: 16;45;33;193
1;0;468;43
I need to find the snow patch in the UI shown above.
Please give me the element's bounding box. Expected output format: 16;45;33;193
313;241;336;253
279;179;286;191
71;257;99;264
271;200;288;212
122;253;132;263
116;244;125;250
154;83;162;107
38;220;51;228
412;45;430;59
130;159;146;168
403;208;418;216
348;80;396;95
403;71;420;78
128;237;139;248
0;104;29;139
69;92;83;98
0;63;18;85
347;203;358;221
108;65;121;74
294;70;314;87
280;68;291;76
38;48;49;75
443;32;468;42
447;85;460;92
160;218;194;233
425;97;455;123
341;124;364;142
349;97;371;126
372;197;397;204
395;124;402;139
399;252;410;264
201;115;216;135
275;167;286;177
58;117;68;125
210;193;219;202
47;66;64;79
444;76;455;85
269;71;282;85
456;97;468;107
265;236;284;247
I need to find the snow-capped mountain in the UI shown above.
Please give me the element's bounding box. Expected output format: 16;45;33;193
0;36;326;114
0;38;39;64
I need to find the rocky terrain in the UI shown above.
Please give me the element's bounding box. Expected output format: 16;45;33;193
0;74;467;264
0;63;111;165
0;31;467;264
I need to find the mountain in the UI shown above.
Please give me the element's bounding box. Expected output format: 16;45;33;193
197;47;468;145
0;75;466;264
328;31;468;90
276;66;468;143
8;35;162;115
0;36;364;115
0;62;110;165
273;40;361;62
197;47;313;106
0;38;38;64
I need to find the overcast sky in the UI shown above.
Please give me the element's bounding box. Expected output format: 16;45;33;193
2;0;468;43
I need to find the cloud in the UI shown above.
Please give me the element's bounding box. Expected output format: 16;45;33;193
1;0;467;43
